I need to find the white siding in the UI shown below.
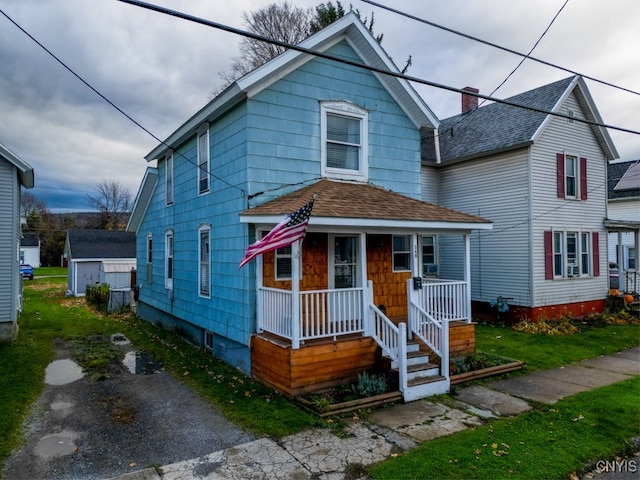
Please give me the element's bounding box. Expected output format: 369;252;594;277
420;165;439;204
0;160;20;327
609;198;640;222
530;92;609;307
438;149;531;305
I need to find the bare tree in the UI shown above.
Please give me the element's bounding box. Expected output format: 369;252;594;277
86;179;132;230
218;1;312;90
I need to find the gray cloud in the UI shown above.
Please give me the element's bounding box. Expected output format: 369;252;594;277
1;0;638;211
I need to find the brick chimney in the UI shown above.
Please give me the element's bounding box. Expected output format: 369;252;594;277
461;86;479;114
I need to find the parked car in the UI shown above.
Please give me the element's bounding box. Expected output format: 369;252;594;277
20;264;34;280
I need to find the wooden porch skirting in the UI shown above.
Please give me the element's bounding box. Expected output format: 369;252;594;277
251;322;476;397
251;334;378;397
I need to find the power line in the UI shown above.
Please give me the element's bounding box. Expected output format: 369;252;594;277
113;0;640;137
0;7;246;198
361;0;640;97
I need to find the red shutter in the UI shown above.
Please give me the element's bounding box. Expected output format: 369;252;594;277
592;231;600;277
556;153;565;198
544;230;554;280
580;157;588;200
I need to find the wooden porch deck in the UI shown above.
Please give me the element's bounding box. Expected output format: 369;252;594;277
251;321;476;397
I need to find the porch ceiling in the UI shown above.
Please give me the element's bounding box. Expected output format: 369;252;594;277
240;179;492;232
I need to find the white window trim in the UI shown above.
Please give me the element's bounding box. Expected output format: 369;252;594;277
198;224;211;298
421;235;438;277
165;230;174;290
197;125;210;195
552;229;593;279
320;101;368;182
165;151;174;206
146;233;153;284
392;234;412;273
564;153;579;200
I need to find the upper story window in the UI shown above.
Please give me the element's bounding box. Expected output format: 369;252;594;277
197;126;210;195
198;225;211;298
557;153;587;200
165;230;174;290
165;152;174;205
321;102;368;181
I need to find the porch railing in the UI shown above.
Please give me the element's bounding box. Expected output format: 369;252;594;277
370;300;407;393
419;279;468;322
257;287;364;343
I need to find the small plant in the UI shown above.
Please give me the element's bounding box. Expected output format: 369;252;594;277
450;352;513;374
352;372;388;398
511;316;580;335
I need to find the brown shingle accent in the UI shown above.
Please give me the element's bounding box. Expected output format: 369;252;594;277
242;179;490;224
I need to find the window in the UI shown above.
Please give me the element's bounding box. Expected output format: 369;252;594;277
321;102;368;181
165;152;174;205
197;127;210;194
629;247;636;270
204;330;214;351
421;236;438;276
146;234;153;284
557;153;587;200
545;230;598;279
393;235;411;272
165;231;174;289
275;245;292;280
198;226;210;297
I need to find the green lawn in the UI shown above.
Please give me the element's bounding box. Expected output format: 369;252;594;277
476;322;640;370
2;278;638;479
369;377;640;479
0;278;322;472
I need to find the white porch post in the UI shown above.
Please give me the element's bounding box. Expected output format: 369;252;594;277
256;240;264;333
291;239;301;349
464;233;472;323
359;233;370;335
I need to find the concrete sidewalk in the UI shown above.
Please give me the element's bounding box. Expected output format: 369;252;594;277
113;346;639;480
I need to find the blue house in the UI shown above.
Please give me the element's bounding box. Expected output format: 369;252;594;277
128;13;492;401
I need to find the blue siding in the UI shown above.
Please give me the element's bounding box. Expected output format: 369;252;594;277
135;39;423;373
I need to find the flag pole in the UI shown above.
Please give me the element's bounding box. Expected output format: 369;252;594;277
291;238;301;349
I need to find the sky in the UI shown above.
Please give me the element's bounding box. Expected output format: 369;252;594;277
1;0;638;212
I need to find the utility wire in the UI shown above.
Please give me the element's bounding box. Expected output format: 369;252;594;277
0;7;246;197
113;0;639;136
362;0;640;97
438;0;570;146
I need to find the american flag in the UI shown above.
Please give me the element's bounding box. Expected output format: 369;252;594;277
239;196;315;269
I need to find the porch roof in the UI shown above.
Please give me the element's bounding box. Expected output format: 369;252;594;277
240;179;492;232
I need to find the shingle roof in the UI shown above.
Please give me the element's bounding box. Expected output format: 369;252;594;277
67;229;136;260
608;160;640;200
242;179;490;225
20;232;39;247
437;77;575;162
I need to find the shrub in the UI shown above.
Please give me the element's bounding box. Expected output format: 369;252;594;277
85;283;110;313
352;372;388;398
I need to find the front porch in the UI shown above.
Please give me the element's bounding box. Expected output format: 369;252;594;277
240;179;492;402
251;279;477;400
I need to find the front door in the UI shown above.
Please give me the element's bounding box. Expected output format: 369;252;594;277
331;235;359;289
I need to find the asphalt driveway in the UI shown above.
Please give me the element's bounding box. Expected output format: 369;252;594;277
1;335;254;480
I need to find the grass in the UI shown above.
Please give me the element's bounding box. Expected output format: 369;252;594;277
369;377;640;479
0;278;322;472
475;321;640;371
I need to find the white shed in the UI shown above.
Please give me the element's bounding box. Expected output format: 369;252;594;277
99;260;136;289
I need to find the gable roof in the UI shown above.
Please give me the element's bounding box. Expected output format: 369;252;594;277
608;160;640;200
20;232;40;247
66;229;136;260
126;167;158;234
437;76;618;163
0;143;34;188
146;12;437;161
240;179;491;231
